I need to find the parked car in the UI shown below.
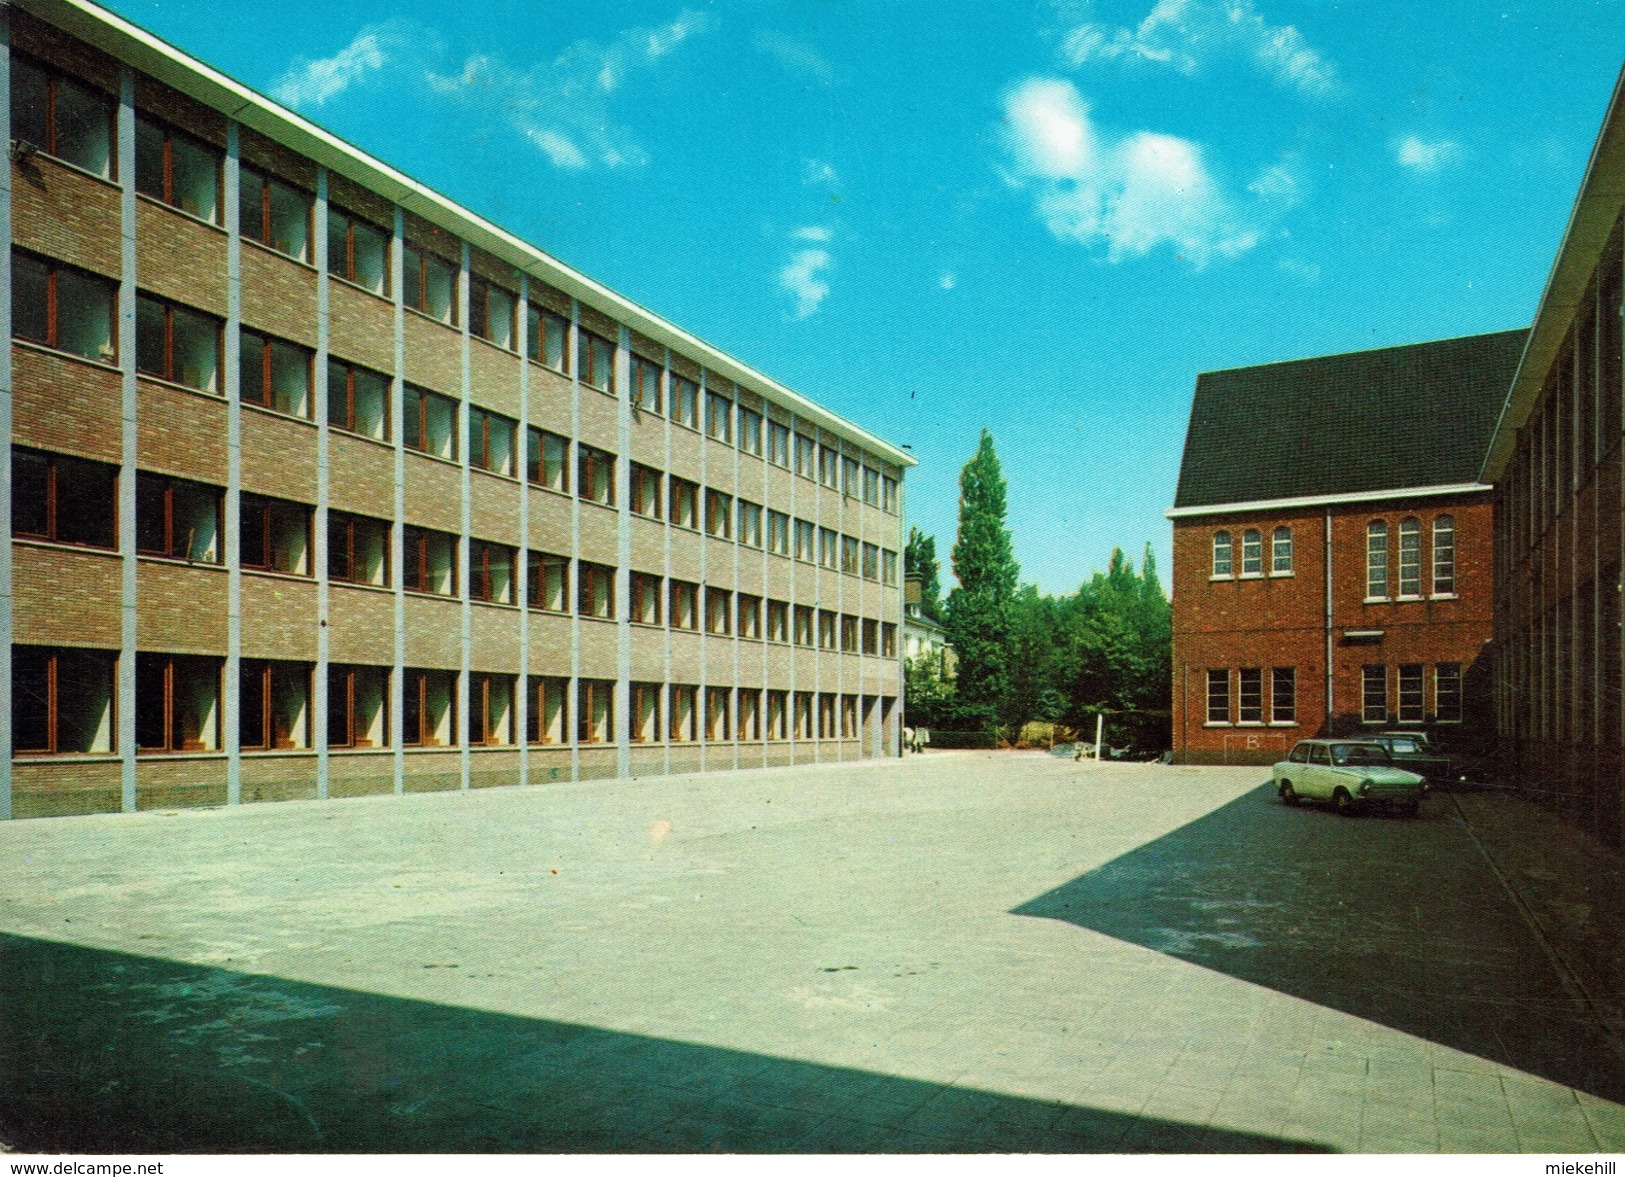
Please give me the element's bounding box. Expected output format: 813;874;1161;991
1367;731;1456;785
1272;739;1427;817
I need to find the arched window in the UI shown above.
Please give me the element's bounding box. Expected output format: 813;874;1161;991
1212;530;1233;578
1272;526;1293;574
1366;521;1389;599
1398;517;1422;597
1241;529;1263;576
1433;515;1456;596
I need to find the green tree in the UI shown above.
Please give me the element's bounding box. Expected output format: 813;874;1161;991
904;526;943;622
944;430;1020;732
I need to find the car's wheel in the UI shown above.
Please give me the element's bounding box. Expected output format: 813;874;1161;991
1333;787;1358;816
1278;780;1299;806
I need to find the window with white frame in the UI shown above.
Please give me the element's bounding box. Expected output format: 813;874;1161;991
1238;668;1263;723
1241;529;1263;576
1397;663;1424;723
1433;515;1456;596
1362;665;1387;723
1366;521;1389;599
1272;527;1293;574
1398;517;1422;598
1206;669;1229;724
1271;667;1295;724
1212;531;1233;578
1436;662;1462;723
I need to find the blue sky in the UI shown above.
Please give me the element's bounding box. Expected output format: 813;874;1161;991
102;0;1625;594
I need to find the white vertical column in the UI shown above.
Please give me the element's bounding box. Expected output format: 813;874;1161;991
517;274;531;788
661;356;674;778
0;19;14;818
313;169;331;799
116;68;137;811
458;244;472;790
615;326;632;780
568;300;581;782
390;208;406;795
223;126;242;804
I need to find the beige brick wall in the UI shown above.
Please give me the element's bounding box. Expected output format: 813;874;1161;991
469;341;520;418
328;282;395;373
240;575;319;660
13;544;122;648
240;756;319;805
13;158;121;276
241;246;319;347
136;758;228;811
135;201;228;314
468;606;521;671
240;409;319;502
328;437;396;519
327;586;396;665
137;380;229;484
401;455;461;533
13;347;122;463
11;760;122;818
137;562;229;652
403;312;461;395
401;595;461;668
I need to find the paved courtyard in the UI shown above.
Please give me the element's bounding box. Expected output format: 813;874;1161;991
2;751;1624;1153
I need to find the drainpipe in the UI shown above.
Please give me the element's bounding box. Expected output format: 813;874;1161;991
1325;508;1334;728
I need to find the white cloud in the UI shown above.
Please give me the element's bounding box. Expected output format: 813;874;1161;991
754;30;836;85
271;22;408;107
1058;0;1337;97
1002;77;1257;266
1278;257;1321;283
939;272;958;290
1395;135;1462;174
802;158;840;188
792;225;833;242
780;249;832;319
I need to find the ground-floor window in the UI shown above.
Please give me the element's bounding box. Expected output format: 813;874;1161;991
1436;662;1462;724
794;691;814;740
670;685;697;742
1237;668;1263;723
136;653;222;752
818;693;837;740
1271;667;1295;725
329;664;388;748
578;678;613;743
403;668;456;747
841;694;859;739
1362;665;1388;724
1206;669;1229;725
12;646;116;754
706;686;731;741
240;659;312;750
766;690;788;740
631;681;661;743
1397;663;1424;724
471;673;514;745
527;676;567;745
738;690;762;740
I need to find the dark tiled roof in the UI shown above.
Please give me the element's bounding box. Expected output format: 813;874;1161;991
1173;329;1527;509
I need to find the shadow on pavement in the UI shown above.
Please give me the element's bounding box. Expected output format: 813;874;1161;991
0;932;1328;1154
1014;783;1625;1103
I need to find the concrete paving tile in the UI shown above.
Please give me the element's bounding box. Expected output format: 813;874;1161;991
1576;1094;1625;1149
1117;1115;1218;1154
1356;1132;1438;1153
1434;1125;1521;1152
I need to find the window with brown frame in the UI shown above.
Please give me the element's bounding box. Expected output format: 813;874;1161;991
881;549;898;586
136;472;222;563
630;463;663;519
738;501;762;548
12;646;116;755
578;561;615;619
862;467;880;506
672;376;699;428
882;475;898;513
881;622;897;658
670;579;699;630
239;165;311;262
468;406;517;477
631;681;662;743
470;539;515;604
327;206;389;295
840;535;860;575
470;673;515;745
794;433;817;478
240;329;313;418
240;493;312;576
793;519;816;563
527;427;570;493
630;571;663;625
840;615;859;653
469;276;515;350
327;358;389;440
738;594;762;640
135;114;220;223
705;489;733;540
766;599;789;643
769;421;791;467
403;668;456;747
528;550;569;612
403;526;457;596
793;691;814;740
13;250;117;364
793;605;814;647
405;385;459;461
527;676;568;744
239;659;312;751
526;303;569;371
818;610;837;650
403;242;457;325
136;293;220;391
862;542;880;581
819;446;839;488
861;619;878;655
670;477;699;529
12;57;114;179
578;445;615;506
841;456;859;498
766;689;788;740
820;527;840;571
818;693;837;739
580;330;615;392
737;689;762;740
12;447;117;550
669;685;697;742
767;510;790;556
705;390;732;443
632;355;662;413
327;664;388;748
705;587;732;635
578;678;613;743
135;653;222;752
739;407;763;455
706;686;731;741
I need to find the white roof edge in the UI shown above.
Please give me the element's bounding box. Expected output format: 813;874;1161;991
1165;482;1492;519
24;0;916;470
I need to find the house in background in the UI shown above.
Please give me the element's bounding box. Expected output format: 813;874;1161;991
902;572;954;678
1167;330;1524;765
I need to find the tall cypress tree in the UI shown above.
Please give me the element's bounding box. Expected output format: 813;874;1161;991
905;526;943;621
945;430;1020;732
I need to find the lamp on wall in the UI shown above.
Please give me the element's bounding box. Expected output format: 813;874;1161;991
10;138;38;164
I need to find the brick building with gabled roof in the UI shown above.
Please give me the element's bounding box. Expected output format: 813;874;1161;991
1167;330;1525;764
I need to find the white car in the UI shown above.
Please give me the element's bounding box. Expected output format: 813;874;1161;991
1272;739;1426;817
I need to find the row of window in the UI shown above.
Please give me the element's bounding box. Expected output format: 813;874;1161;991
1210;516;1458;599
13;647;891;756
17;446;899;587
15;55;902;505
1203;663;1463;726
